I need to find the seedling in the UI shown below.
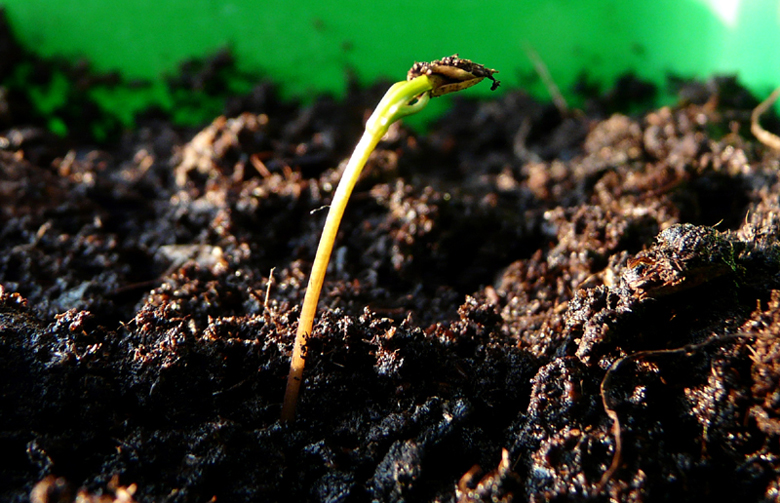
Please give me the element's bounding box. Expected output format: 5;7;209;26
281;55;499;421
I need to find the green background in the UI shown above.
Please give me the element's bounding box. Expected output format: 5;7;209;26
2;0;779;126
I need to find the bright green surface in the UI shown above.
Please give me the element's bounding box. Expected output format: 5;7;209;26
2;0;779;122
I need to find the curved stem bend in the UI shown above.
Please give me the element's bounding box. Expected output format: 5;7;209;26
281;76;433;421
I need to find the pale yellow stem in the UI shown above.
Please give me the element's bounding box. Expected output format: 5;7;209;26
281;76;433;421
280;130;378;421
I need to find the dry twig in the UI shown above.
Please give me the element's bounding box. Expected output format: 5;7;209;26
751;87;780;150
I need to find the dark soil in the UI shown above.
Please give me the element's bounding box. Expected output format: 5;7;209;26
3;16;780;503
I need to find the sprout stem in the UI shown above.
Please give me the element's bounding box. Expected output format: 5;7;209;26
281;76;433;421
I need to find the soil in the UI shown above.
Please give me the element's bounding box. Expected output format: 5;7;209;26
3;14;780;503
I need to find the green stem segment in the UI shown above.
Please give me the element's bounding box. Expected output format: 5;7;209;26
281;76;433;421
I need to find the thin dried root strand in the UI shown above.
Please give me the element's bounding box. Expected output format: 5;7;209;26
523;42;568;115
264;267;275;310
595;333;757;494
751;87;780;150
